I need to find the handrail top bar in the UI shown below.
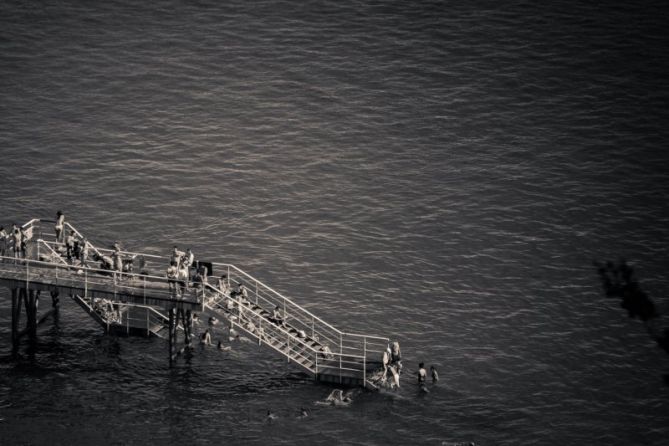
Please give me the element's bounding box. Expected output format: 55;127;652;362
0;253;174;286
205;283;343;356
339;332;390;342
214;263;348;336
22;218;43;228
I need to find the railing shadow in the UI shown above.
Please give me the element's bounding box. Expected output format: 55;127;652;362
594;259;669;385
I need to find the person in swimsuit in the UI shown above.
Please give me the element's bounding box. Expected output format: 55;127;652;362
430;365;439;383
65;230;76;262
380;346;391;384
80;238;89;267
391;341;402;373
166;260;178;295
269;305;284;326
0;226;7;260
217;274;230;295
170;245;184;267
200;329;212;345
112;243;123;280
19;227;28;259
12;226;22;262
183;248;195;278
418;362;427;385
54;211;65;243
177;262;189;296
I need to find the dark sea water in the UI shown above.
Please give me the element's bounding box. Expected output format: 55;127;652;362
1;0;669;444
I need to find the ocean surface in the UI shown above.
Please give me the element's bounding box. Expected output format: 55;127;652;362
1;0;669;444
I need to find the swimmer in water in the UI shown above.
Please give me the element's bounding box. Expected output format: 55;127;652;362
200;329;212;346
265;409;278;423
418;362;428;393
320;389;352;406
418;362;427;384
298;407;308;418
217;340;231;351
430;365;439;383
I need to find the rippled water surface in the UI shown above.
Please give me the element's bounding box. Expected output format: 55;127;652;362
1;0;669;445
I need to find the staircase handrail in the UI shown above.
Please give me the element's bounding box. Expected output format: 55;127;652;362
36;239;68;265
21;218;106;266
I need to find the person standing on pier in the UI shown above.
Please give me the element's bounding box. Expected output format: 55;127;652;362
177;260;189;297
80;238;89;267
65;230;76;262
54;210;65;243
166;260;178;296
183;248;195;278
171;245;184;267
19;227;28;259
217;274;230;295
12;225;22;262
0;226;7;261
112;243;123;280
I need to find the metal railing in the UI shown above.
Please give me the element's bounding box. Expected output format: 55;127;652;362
16;218;390;384
0;251;198;307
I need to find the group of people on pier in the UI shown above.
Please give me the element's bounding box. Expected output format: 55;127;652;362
51;211;137;278
0;223;28;262
166;245;203;297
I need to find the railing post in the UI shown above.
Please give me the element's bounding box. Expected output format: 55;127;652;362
84;270;88;298
255;280;258;305
311;316;314;339
339;333;343;384
363;337;367;388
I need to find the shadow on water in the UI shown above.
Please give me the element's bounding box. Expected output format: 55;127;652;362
594;259;669;385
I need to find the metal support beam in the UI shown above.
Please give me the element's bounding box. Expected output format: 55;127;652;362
11;288;21;350
168;307;176;365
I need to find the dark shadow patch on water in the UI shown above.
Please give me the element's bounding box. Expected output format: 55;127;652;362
594;259;669;385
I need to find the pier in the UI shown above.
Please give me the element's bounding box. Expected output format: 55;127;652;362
1;218;390;387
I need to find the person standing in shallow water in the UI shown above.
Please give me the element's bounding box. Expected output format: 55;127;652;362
418;362;427;384
430;365;439;383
